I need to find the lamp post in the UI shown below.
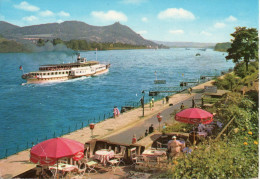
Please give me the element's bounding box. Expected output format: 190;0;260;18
141;90;145;117
157;113;162;131
89;123;95;138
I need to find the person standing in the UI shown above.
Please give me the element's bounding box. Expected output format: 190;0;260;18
180;103;184;110
168;136;183;160
166;96;169;104
132;134;137;144
162;97;165;105
151;97;154;107
113;106;120;118
192;97;195;108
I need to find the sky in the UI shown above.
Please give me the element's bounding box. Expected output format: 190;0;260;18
0;0;259;43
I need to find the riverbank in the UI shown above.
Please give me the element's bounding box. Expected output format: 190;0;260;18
0;80;214;178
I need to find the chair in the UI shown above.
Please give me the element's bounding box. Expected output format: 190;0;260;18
78;162;86;176
108;158;121;172
80;154;98;175
114;146;126;165
156;141;167;150
130;147;145;168
86;160;98;174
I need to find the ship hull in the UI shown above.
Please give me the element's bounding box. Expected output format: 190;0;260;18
24;69;110;84
26;76;69;84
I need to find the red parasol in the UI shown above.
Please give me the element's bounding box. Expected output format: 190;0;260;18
175;108;213;124
30;137;84;165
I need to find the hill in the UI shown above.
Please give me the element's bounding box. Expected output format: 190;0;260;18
0;21;20;34
214;42;231;52
0;21;156;46
153;41;216;48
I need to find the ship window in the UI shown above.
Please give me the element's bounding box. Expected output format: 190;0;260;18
59;72;61;74
43;73;45;75
37;73;39;75
51;72;54;75
62;72;64;74
55;72;58;75
66;71;68;74
47;73;50;75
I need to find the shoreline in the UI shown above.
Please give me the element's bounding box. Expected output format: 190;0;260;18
0;79;214;178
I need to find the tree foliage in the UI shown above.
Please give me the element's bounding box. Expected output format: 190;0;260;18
36;38;150;51
226;27;259;71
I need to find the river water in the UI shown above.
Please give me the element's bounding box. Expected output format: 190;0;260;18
0;48;234;158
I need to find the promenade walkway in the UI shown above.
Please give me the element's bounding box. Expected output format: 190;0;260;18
0;80;213;178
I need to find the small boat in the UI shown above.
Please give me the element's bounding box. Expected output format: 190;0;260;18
195;53;201;56
21;53;110;84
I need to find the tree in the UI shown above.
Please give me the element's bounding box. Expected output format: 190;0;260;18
226;27;258;71
37;38;45;47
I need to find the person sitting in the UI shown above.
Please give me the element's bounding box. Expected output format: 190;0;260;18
145;129;148;136
149;124;154;133
168;136;183;160
182;143;192;155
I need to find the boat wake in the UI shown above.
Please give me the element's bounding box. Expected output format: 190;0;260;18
64;76;91;83
22;76;91;87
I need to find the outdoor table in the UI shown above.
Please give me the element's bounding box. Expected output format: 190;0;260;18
49;163;78;177
94;149;115;165
197;131;207;137
142;149;166;166
142;149;166;157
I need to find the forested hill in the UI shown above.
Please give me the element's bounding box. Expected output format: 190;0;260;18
214;42;231;52
0;21;156;46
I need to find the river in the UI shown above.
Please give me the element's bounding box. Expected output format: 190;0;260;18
0;48;234;158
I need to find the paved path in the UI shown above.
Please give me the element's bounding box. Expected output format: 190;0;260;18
0;80;213;178
105;92;203;144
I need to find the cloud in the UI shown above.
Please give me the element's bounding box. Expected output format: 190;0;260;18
0;15;5;21
169;29;184;35
58;11;70;17
214;22;226;28
137;30;147;35
158;8;195;20
141;17;148;22
225;15;237;22
14;1;39;12
57;20;64;23
22;16;38;22
91;10;127;22
121;0;147;4
200;31;212;36
39;10;55;17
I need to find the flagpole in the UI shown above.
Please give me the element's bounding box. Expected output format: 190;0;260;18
95;48;97;61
